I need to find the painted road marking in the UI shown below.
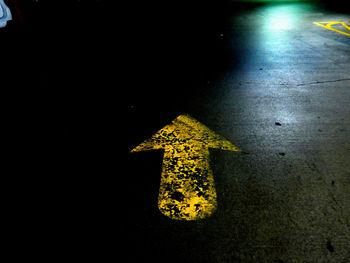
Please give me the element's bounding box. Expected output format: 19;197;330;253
131;114;240;220
313;21;350;37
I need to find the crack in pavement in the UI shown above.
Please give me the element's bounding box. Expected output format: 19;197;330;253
296;78;350;86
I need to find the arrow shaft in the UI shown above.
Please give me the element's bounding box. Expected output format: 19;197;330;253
158;144;217;220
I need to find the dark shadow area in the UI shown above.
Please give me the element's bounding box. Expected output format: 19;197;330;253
317;0;350;13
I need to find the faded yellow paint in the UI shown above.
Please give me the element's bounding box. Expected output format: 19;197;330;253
313;21;350;37
131;115;240;220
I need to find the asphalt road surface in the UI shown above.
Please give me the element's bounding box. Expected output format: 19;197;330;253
13;1;346;261
123;0;350;262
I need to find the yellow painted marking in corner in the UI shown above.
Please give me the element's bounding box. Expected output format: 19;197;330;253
313;21;350;37
131;115;240;221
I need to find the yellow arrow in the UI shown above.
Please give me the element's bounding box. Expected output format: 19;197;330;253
313;21;350;37
131;114;240;220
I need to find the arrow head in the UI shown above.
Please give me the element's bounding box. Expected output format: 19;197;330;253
131;114;240;152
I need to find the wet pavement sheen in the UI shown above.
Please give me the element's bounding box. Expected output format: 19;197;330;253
125;1;350;262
